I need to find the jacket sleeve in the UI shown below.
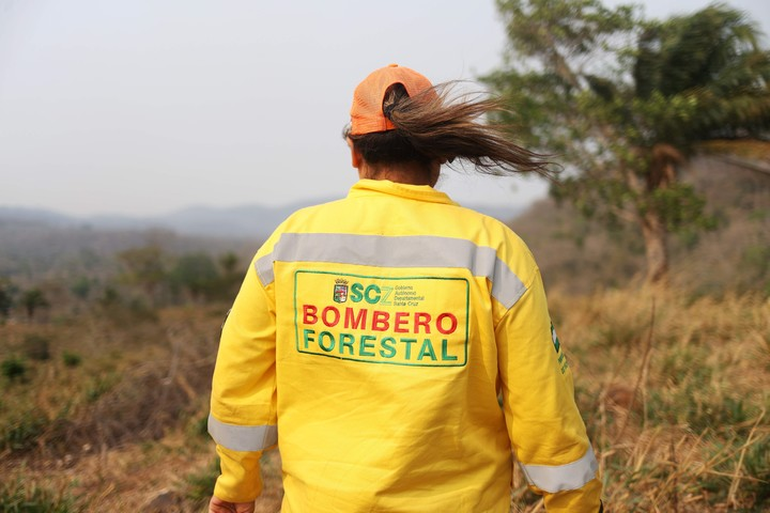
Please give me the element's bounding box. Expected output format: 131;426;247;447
208;254;278;503
496;265;602;512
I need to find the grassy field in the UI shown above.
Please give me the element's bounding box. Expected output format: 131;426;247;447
1;286;768;512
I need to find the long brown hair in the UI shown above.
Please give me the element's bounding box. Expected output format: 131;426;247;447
344;82;559;179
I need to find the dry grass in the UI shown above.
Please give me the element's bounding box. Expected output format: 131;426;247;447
547;286;770;512
1;287;768;512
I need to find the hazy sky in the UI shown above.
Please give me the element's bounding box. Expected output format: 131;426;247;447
1;0;768;218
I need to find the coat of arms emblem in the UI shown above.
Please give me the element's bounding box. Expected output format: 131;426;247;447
333;278;349;303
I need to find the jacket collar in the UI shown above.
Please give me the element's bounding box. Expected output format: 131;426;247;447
348;179;459;206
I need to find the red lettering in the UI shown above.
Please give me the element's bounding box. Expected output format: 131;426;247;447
372;310;390;331
307;306;459;335
436;313;458;335
344;308;367;329
394;312;409;333
414;312;431;334
303;305;318;325
321;306;340;327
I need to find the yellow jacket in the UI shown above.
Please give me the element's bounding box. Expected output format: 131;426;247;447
209;179;602;512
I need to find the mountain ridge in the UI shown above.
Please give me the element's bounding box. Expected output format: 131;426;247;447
0;198;526;240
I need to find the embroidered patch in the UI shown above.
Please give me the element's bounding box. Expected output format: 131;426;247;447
551;322;568;374
333;279;349;303
294;270;469;368
550;322;561;353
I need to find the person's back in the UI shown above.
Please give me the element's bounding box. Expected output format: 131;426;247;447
268;179;528;511
208;64;603;513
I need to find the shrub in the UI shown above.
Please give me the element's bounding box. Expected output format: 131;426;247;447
62;351;82;368
1;357;27;381
0;411;46;452
22;335;51;362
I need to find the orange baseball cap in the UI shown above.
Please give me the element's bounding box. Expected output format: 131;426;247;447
349;64;435;136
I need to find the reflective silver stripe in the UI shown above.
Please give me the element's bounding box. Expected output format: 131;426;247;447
519;445;599;493
253;233;526;308
208;414;277;452
491;254;527;308
255;253;274;286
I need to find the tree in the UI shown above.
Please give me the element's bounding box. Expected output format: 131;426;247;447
219;252;240;277
218;251;243;297
117;244;167;304
169;253;220;302
0;278;14;322
71;276;93;301
20;288;50;321
484;1;770;284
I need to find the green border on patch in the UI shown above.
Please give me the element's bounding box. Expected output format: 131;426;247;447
293;270;469;368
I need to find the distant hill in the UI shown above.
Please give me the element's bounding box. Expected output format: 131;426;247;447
0;198;525;241
0;201;309;241
0;198;526;283
5;156;764;297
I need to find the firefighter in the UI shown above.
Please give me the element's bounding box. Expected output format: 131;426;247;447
208;64;603;512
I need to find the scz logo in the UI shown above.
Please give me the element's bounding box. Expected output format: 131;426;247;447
333;279;349;303
349;282;393;305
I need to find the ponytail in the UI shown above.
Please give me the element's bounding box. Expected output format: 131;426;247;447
345;81;558;179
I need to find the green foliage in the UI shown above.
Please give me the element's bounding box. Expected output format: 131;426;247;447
551;176;636;224
218;251;243;298
184;458;220;505
219;252;240;275
169;253;221;300
114;245;244;305
0;479;82;513
1;356;27;381
186;412;210;439
644;183;717;232
62;351;82;368
117;244;167;304
596;321;642;349
97;286;158;325
22;335;51;362
85;372;120;403
647;344;761;434
485;0;770;283
70;277;93;301
124;297;158;322
0;410;46;452
19;289;49;320
97;285;122;308
675;228;700;250
648;388;756;434
742;437;770;505
742;244;770;279
0;279;14;321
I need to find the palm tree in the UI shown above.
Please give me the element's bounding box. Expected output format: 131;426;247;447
628;5;770;282
485;1;770;284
